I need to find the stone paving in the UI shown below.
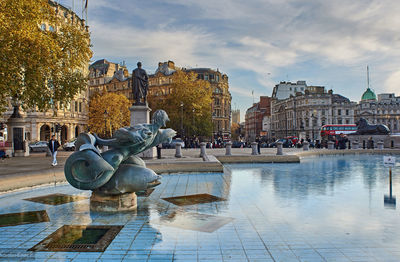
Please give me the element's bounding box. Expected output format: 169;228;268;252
0;154;400;261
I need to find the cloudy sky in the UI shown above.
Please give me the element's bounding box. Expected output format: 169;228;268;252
60;0;400;119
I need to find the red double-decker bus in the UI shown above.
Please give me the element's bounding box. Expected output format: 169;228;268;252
320;124;357;139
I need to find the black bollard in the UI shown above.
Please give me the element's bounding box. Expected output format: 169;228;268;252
157;145;162;159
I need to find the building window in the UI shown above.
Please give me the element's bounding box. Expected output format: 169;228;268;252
198;74;204;80
96;80;99;85
204;75;209;81
338;118;342;124
346;119;350;124
346;109;349;115
209;74;214;80
216;75;220;82
79;102;82;112
41;24;46;31
49;25;55;32
322;109;325;115
74;101;78;112
338;109;341;115
114;83;116;90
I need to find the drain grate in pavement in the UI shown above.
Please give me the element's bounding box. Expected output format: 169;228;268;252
29;225;123;252
162;193;225;206
24;193;88;205
0;210;49;227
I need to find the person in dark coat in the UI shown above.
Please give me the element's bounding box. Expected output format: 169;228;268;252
367;137;374;149
337;133;348;150
48;135;60;166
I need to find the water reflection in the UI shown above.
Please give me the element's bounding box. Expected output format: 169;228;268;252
384;167;396;209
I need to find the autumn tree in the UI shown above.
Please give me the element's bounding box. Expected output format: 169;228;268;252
88;93;130;137
231;122;240;141
0;0;92;113
148;70;213;138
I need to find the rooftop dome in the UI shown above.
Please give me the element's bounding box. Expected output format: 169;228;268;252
361;88;376;101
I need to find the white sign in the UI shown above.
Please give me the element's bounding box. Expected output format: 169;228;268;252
383;156;396;167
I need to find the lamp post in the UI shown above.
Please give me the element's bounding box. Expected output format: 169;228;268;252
103;110;108;137
180;102;184;138
311;112;317;142
192;108;195;137
300;121;304;139
284;106;288;138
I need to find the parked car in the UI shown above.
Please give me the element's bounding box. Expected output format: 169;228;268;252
232;141;245;148
63;139;76;151
286;136;299;145
162;138;185;149
269;139;292;148
29;141;48;152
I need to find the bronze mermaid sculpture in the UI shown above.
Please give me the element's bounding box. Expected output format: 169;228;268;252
64;110;176;195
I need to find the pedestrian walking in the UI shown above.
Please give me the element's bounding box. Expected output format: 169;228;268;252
337;133;348;150
367;137;374;149
48;135;60;166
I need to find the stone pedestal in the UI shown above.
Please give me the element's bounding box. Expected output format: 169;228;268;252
200;142;206;157
276;141;283;155
352;141;359;149
347;134;400;149
90;191;137;212
251;142;258;155
327;141;334;150
129;105;156;159
377;141;384;150
175;143;182;158
225;141;232;156
303;141;309;151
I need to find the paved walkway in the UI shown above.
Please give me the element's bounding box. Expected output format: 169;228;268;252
1;147;399;193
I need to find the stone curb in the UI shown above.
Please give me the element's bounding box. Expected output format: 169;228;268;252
0;169;65;193
216;155;300;163
295;149;400;157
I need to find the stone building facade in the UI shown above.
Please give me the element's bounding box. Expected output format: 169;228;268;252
0;1;90;145
148;61;232;140
245;96;272;142
271;89;356;141
88;60;232;140
231;109;240;124
356;89;400;133
88;59;130;100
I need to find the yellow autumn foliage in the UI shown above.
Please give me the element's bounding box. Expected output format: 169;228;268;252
88;93;130;137
148;70;213;137
0;0;92;113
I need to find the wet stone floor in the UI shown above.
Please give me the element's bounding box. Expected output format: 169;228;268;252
0;154;400;261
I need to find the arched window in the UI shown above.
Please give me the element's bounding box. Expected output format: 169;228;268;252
41;24;46;31
49;25;55;32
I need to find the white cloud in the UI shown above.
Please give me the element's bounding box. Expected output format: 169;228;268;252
86;0;400;115
384;70;400;94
